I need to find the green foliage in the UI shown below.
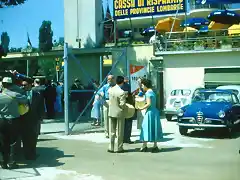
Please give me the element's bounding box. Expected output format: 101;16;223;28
220;37;232;45
9;47;22;52
194;39;205;47
38;58;55;78
39;20;53;52
53;37;64;47
1;32;10;55
0;45;4;58
0;0;26;8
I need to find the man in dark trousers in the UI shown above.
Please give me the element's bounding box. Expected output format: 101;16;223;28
121;77;134;144
70;78;84;121
0;77;28;169
33;79;45;136
21;80;42;160
44;80;56;119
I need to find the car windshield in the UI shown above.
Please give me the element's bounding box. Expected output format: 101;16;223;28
192;91;232;103
171;89;191;96
226;89;239;96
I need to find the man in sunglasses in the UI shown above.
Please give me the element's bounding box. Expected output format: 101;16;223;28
20;80;42;160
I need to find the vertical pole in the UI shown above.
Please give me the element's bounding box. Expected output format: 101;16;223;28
26;60;29;76
100;56;103;83
184;0;188;39
63;43;69;135
99;55;103;127
114;20;117;46
56;71;59;82
129;18;133;43
126;47;130;79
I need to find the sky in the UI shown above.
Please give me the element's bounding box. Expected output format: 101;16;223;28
0;0;64;48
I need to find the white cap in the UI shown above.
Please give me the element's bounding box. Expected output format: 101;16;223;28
2;77;13;83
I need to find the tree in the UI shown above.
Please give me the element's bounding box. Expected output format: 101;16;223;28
0;0;26;8
38;58;56;78
0;32;10;58
53;37;64;47
39;20;53;52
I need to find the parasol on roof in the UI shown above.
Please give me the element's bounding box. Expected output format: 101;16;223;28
228;24;240;35
181;17;209;27
140;27;155;37
196;0;240;4
183;27;198;32
155;17;182;33
207;10;240;25
208;21;231;30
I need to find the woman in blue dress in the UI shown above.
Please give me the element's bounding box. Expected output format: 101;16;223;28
138;79;163;153
54;82;63;113
91;82;103;126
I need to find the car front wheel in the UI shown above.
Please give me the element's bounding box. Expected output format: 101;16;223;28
179;126;188;136
166;114;173;121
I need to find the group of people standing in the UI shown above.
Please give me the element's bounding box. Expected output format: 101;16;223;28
91;75;163;153
0;75;45;169
0;71;63;169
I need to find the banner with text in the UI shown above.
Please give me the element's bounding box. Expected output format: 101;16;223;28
113;0;186;19
130;65;147;93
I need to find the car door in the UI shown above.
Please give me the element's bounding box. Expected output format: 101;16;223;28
230;94;240;125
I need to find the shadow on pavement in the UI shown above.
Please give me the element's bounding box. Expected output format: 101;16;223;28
134;137;174;144
159;147;182;153
123;147;182;153
188;128;240;139
37;138;58;142
18;147;74;169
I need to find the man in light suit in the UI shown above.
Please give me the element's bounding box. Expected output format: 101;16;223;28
100;75;115;138
108;76;126;153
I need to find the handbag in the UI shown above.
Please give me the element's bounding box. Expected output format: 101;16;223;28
18;104;29;115
2;92;29;115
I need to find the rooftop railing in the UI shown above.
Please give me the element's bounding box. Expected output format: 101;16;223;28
154;28;240;53
189;3;226;11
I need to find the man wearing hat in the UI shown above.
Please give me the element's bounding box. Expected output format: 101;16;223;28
108;76;126;153
0;77;28;169
100;75;115;138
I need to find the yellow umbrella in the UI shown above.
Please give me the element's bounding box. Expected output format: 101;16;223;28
155;17;182;33
208;21;230;30
183;27;197;32
228;24;240;35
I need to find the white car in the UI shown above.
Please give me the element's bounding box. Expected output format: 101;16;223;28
164;87;204;121
216;85;240;100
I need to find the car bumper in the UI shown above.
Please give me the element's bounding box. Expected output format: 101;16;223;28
164;109;178;115
178;123;227;128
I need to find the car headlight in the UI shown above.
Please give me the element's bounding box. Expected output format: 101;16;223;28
178;109;184;117
218;110;225;118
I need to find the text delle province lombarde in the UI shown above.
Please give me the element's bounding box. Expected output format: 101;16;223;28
114;0;185;17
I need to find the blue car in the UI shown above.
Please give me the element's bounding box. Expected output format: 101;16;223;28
177;89;240;136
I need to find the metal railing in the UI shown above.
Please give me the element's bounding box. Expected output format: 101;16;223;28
154;28;240;52
189;3;225;10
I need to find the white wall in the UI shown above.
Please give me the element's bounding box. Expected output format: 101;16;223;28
111;45;154;79
163;51;240;100
64;0;103;48
64;0;78;48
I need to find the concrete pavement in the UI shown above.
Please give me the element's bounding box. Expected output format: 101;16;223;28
1;119;240;180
